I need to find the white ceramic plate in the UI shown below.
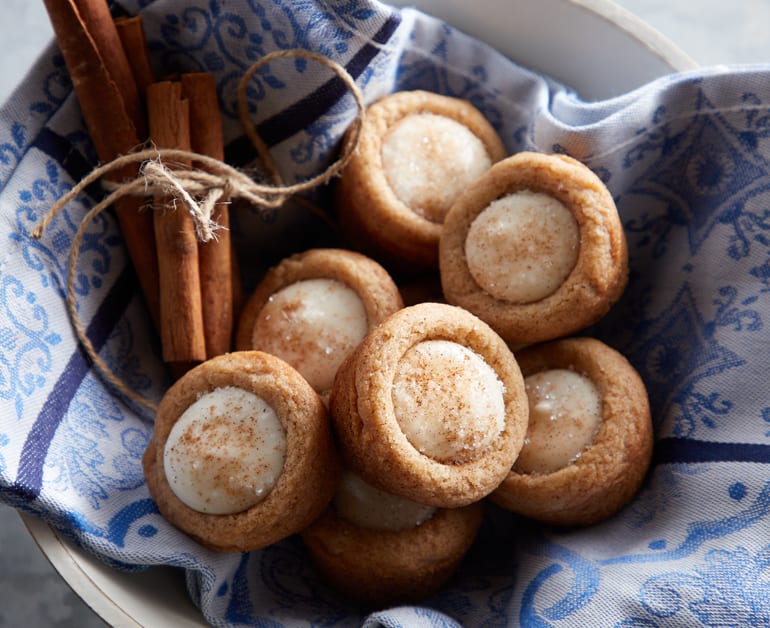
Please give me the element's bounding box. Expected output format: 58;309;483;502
387;0;697;99
20;0;695;625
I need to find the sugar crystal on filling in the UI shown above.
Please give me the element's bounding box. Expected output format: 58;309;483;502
254;278;368;394
465;190;580;303
163;386;286;515
381;112;492;223
514;368;602;475
391;339;506;464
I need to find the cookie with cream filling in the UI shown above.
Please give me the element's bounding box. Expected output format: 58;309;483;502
329;302;528;508
439;151;628;346
490;336;653;526
235;248;403;401
301;471;483;605
336;90;506;270
143;351;340;551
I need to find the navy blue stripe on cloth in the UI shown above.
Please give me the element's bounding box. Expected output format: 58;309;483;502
225;13;401;165
654;437;770;465
11;128;135;502
11;264;136;502
32;127;102;198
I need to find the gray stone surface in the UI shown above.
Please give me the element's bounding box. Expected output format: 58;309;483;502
0;1;768;626
615;0;770;66
0;1;52;107
0;506;107;627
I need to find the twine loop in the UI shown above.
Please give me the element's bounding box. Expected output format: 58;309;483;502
30;49;366;413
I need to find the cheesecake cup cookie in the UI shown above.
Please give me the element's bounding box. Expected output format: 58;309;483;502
329;302;529;508
301;471;483;605
335;90;506;270
235;248;403;401
142;351;340;551
490;336;653;526
439;151;628;346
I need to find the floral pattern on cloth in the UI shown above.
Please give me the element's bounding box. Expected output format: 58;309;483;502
1;1;770;626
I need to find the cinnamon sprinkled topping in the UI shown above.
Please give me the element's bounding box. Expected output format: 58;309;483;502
391;339;506;464
163;386;286;514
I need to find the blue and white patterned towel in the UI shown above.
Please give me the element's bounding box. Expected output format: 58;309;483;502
2;1;770;626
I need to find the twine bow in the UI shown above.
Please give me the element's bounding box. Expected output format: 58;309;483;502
31;49;366;413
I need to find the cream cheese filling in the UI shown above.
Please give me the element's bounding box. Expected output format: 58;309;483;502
391;339;506;463
514;368;602;475
254;278;368;394
333;471;436;532
381;112;492;223
465;190;579;303
163;386;287;515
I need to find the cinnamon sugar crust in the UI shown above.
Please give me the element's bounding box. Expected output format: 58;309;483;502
142;351;340;551
439;151;628;346
328;302;529;508
490;336;653;526
335;90;506;270
301;501;484;605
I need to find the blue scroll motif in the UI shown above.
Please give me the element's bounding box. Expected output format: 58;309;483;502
223;553;258;624
146;0;392;123
255;537;351;622
105;497;160;547
623;91;770;261
518;480;770;625
7;159;119;302
42;378;149;509
0;275;61;421
624;283;751;437
635;545;770;625
1;159;122;423
393;24;506;132
519;542;601;627
28;53;72;118
603;479;770;568
0;122;25;182
1;57;70;184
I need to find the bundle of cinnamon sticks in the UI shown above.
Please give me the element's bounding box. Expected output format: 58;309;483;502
43;0;240;376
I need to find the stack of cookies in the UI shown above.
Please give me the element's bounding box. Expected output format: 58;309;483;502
142;90;653;605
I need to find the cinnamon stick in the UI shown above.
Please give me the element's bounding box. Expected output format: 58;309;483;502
72;0;145;139
181;72;237;359
146;81;207;365
43;0;160;327
114;16;155;98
